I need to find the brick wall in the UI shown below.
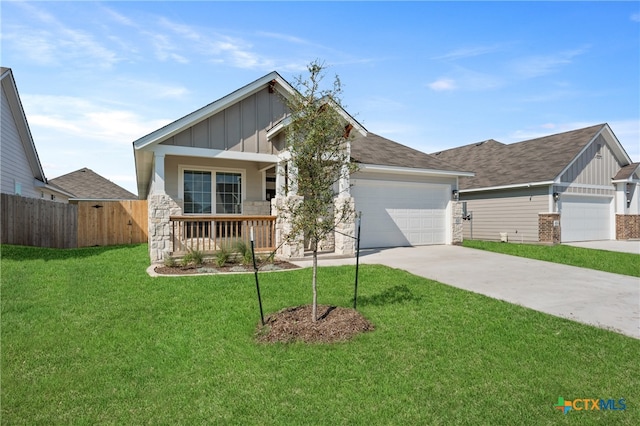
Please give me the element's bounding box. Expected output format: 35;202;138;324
538;213;560;244
616;214;640;240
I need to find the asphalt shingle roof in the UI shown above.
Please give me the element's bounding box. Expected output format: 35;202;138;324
350;132;467;173
432;124;607;190
613;162;639;181
50;168;137;199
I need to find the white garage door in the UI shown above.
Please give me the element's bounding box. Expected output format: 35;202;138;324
352;179;449;249
560;196;612;242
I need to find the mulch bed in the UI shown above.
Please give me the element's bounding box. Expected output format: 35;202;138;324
154;260;299;275
256;304;375;344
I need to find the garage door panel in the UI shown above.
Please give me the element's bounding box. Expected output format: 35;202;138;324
352;179;449;249
560;196;612;242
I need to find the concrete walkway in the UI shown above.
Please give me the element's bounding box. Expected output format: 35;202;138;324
565;240;640;255
291;245;640;339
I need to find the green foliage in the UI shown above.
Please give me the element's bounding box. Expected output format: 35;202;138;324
234;240;254;265
163;256;177;268
463;240;639;277
180;249;204;267
214;245;231;267
2;244;639;424
281;60;359;251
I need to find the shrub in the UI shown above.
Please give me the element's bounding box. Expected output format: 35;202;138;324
163;256;177;268
215;245;231;267
180;249;204;267
234;240;254;265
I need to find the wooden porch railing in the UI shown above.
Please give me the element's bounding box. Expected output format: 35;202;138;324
169;215;276;254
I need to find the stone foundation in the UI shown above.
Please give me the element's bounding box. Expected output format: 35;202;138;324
616;214;640;240
451;201;463;244
334;197;356;256
148;194;182;262
538;213;560;244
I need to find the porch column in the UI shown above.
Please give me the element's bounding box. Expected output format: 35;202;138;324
275;161;286;197
287;160;298;196
338;163;350;197
153;153;166;195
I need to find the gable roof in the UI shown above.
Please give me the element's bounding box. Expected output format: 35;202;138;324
351;132;469;173
50;168;137;200
613;162;640;182
1;67;46;183
433;124;630;190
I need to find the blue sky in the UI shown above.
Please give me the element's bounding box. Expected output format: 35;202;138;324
2;1;639;195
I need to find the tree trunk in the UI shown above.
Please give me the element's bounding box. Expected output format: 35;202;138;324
312;248;318;322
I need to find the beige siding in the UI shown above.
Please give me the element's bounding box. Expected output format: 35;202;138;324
461;186;548;242
561;135;623;186
1;86;41;198
160;87;287;154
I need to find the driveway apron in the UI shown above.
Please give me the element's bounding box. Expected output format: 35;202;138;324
291;245;640;339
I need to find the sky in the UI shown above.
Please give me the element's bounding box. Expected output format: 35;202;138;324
2;1;639;195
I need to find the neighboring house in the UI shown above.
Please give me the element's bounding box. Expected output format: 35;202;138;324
1;67;72;202
433;124;639;243
133;71;472;262
49;167;137;202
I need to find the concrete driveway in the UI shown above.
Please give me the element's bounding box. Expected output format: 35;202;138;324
291;245;640;339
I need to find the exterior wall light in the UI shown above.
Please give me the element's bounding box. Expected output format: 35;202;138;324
553;192;560;202
452;189;459;201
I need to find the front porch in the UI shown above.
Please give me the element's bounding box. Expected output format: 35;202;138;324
169;215;276;255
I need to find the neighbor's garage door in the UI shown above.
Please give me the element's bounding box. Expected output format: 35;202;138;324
351;179;449;249
560;195;612;242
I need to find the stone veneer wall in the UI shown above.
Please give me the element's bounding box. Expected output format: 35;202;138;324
538;213;560;244
271;196;304;259
244;201;271;216
451;201;463;244
616;214;640;240
334;197;356;256
148;194;182;262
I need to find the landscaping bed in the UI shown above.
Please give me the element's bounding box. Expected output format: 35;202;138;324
154;259;299;275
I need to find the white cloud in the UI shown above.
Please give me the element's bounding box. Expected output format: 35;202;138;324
631;13;640;22
428;78;457;91
431;44;506;61
510;47;589;79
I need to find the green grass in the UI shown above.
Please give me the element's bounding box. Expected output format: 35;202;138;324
2;244;638;424
463;240;640;277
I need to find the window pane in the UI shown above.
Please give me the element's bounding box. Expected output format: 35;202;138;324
184;171;212;214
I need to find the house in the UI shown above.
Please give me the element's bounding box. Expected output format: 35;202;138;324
1;67;72;202
49;167;137;203
133;71;473;262
433;124;639;243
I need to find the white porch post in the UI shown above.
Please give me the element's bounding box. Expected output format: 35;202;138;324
152;153;166;195
339;163;350;197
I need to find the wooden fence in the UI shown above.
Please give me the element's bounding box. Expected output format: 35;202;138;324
77;200;148;247
1;194;148;249
1;193;78;248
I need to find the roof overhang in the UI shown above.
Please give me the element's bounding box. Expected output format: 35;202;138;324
356;163;475;178
460;180;555;193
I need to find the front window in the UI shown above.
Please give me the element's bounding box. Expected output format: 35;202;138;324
182;169;242;214
216;172;242;214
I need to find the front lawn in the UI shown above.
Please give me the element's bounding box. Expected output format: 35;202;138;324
463;240;640;277
2;244;638;424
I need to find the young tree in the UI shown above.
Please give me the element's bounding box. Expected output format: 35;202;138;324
281;61;358;322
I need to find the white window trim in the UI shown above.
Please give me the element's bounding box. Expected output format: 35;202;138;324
178;165;246;215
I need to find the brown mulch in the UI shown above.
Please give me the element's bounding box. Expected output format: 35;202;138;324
154;260;299;275
256;304;375;344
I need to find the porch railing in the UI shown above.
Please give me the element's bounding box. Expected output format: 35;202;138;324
169;215;276;255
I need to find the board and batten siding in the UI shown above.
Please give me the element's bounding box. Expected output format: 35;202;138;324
1;85;42;198
160;87;287;154
461;186;548;242
560;134;623;187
